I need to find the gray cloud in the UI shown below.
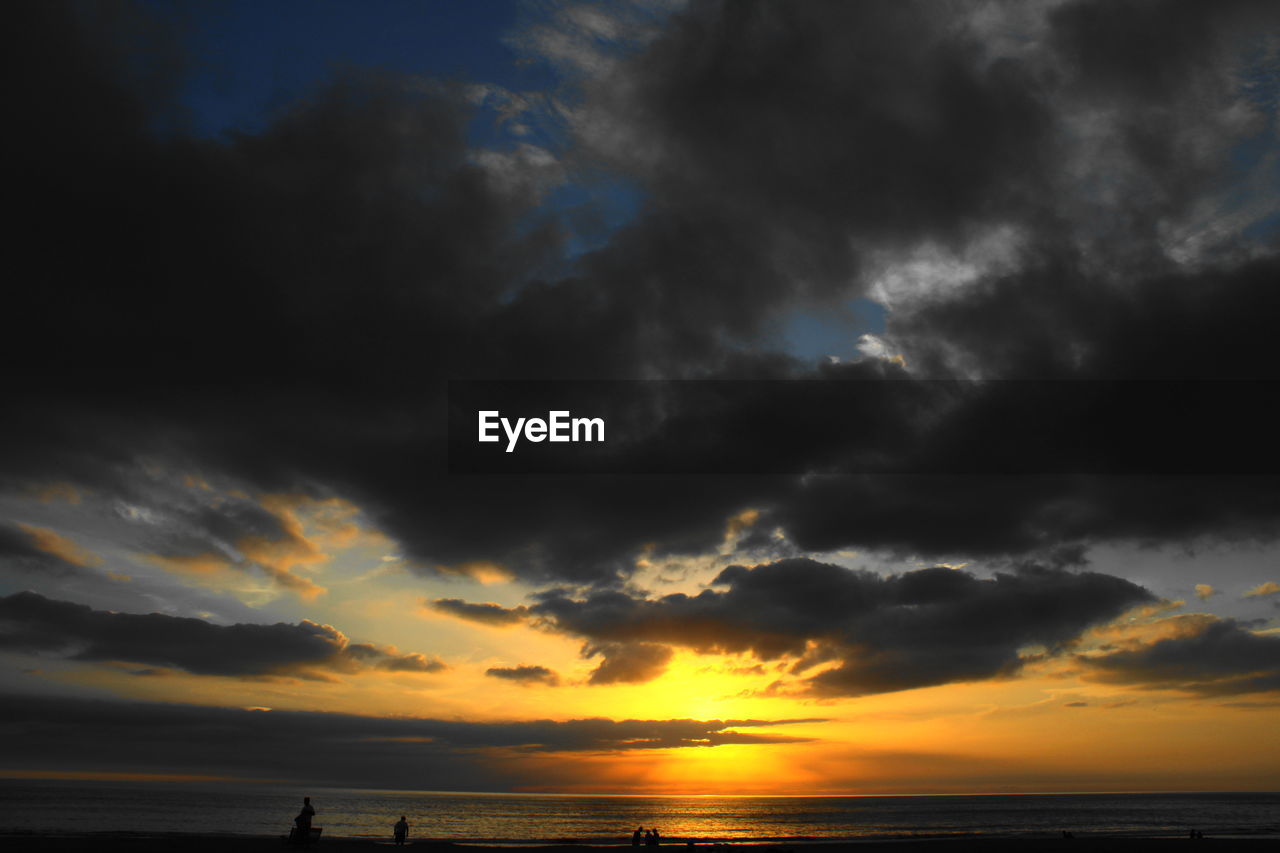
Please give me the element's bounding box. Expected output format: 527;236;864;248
485;664;560;686
505;559;1154;695
433;598;529;626
377;653;448;674
1081;617;1280;696
0;592;444;678
583;642;674;685
0;694;820;788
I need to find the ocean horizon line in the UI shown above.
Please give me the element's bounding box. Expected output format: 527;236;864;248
6;778;1275;800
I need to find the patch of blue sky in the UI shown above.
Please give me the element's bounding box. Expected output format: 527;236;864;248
488;176;647;303
1221;131;1279;246
1227;38;1280;241
781;299;888;365
152;0;549;140
543;179;647;258
1242;206;1280;242
150;1;650;279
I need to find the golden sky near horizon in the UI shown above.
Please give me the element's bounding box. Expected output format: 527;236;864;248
4;476;1279;795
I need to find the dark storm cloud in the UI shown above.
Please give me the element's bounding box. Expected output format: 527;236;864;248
0;591;444;677
569;0;1276;304
0;694;819;787
4;0;1280;589
482;558;1154;695
4;0;765;587
763;470;1280;563
485;664;560;686
550;0;1280;560
573;0;1052;260
1081;617;1280;696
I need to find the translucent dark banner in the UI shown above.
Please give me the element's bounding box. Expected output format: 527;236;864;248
447;380;1280;475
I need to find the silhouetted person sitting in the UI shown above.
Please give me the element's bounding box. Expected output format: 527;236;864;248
293;796;316;844
394;816;409;845
633;827;643;846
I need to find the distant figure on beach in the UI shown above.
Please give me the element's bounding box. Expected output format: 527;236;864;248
646;828;660;846
293;796;316;844
394;816;409;845
633;827;643;846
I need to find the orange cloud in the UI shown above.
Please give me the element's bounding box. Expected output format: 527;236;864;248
18;524;102;568
432;560;513;584
145;549;325;600
205;494;342;600
144;552;235;576
1081;611;1219;654
1243;581;1280;599
234;532;328;600
214;493;400;599
260;493;389;550
724;507;761;543
255;563;327;600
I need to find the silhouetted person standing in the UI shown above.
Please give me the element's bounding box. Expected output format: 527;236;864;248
394;816;409;845
633;827;643;846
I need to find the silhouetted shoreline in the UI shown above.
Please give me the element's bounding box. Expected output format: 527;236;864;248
1;834;1277;853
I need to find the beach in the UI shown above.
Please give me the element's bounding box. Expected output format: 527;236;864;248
1;837;1275;853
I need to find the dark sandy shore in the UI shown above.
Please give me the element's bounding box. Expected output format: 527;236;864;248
0;837;1274;853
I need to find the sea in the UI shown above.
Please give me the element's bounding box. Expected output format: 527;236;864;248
1;782;1278;843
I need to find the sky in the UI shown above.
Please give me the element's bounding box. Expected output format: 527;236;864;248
3;0;1280;796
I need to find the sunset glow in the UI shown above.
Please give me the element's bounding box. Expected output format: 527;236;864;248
4;0;1280;801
